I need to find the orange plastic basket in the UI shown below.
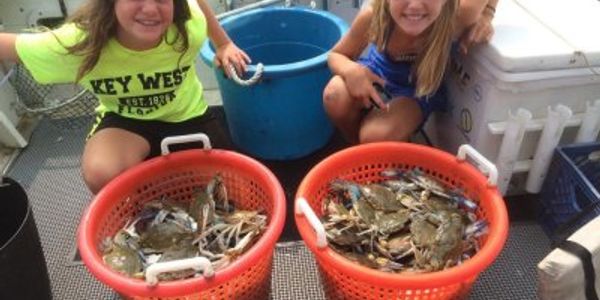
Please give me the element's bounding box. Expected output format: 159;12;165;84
78;145;286;299
295;142;509;300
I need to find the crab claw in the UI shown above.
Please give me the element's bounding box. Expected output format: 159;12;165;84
464;220;489;238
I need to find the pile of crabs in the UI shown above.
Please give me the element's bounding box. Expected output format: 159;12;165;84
321;168;488;273
100;174;267;281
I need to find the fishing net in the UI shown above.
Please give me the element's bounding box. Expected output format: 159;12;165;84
8;64;98;131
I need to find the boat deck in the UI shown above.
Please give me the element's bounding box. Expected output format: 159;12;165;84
5;104;551;299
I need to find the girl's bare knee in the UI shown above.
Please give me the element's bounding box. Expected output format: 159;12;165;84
81;129;149;194
358;127;412;144
82;165;114;194
323;76;347;103
323;81;353;121
323;83;340;110
82;159;128;194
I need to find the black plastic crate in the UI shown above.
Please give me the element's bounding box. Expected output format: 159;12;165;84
538;142;600;242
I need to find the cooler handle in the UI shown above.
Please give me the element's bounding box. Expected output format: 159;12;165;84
145;256;214;286
295;197;327;249
457;144;498;186
160;133;212;155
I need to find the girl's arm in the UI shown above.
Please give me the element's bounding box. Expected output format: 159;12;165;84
328;8;371;77
0;33;19;63
195;0;250;76
456;0;499;54
328;8;386;109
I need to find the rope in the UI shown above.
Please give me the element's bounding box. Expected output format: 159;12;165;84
227;63;265;86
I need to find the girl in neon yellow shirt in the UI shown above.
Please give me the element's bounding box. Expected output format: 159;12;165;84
0;0;251;194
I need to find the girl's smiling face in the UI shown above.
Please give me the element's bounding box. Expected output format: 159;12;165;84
388;0;446;37
114;0;174;50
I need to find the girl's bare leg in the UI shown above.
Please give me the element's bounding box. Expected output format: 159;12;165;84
81;128;150;194
323;75;365;144
359;97;423;143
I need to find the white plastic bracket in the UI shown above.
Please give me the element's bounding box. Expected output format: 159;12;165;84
160;133;212;155
145;257;214;286
295;197;327;248
457;144;499;187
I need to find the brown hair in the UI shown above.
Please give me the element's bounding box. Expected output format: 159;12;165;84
64;0;191;81
369;0;458;97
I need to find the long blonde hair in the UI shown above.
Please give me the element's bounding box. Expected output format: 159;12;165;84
369;0;458;97
63;0;191;81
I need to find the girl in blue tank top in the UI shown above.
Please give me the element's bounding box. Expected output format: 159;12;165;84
323;0;498;144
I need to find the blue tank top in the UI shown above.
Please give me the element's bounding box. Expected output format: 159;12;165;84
357;44;447;119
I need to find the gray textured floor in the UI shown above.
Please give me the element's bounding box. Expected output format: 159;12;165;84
6;117;552;300
7;119;114;299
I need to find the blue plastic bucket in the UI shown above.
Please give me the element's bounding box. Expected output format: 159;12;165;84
200;7;348;160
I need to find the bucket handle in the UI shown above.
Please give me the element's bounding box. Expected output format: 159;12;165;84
228;63;264;86
160;133;212;155
457;144;498;186
145;256;214;286
295;197;327;249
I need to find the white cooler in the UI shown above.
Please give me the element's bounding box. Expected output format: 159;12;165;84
427;0;600;195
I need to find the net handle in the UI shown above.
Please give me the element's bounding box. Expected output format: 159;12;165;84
160;133;212;155
145;256;214;286
9;64;91;114
457;144;498;186
15;88;88;114
295;197;327;248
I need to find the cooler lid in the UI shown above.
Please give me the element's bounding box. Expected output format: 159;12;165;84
473;0;600;73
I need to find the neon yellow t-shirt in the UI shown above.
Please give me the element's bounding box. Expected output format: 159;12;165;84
15;0;208;122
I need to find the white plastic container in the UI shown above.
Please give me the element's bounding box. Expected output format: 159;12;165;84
0;67;27;148
537;215;600;300
427;0;600;194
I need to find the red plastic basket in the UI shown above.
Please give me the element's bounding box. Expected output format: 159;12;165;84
78;144;285;299
295;142;509;300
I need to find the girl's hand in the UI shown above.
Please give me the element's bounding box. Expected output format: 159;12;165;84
344;64;388;110
459;11;494;55
213;42;252;78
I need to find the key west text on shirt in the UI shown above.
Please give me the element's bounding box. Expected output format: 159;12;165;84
88;65;191;116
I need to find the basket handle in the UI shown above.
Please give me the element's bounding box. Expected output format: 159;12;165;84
295;197;327;249
457;144;498;186
160;133;212;155
145;256;214;286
